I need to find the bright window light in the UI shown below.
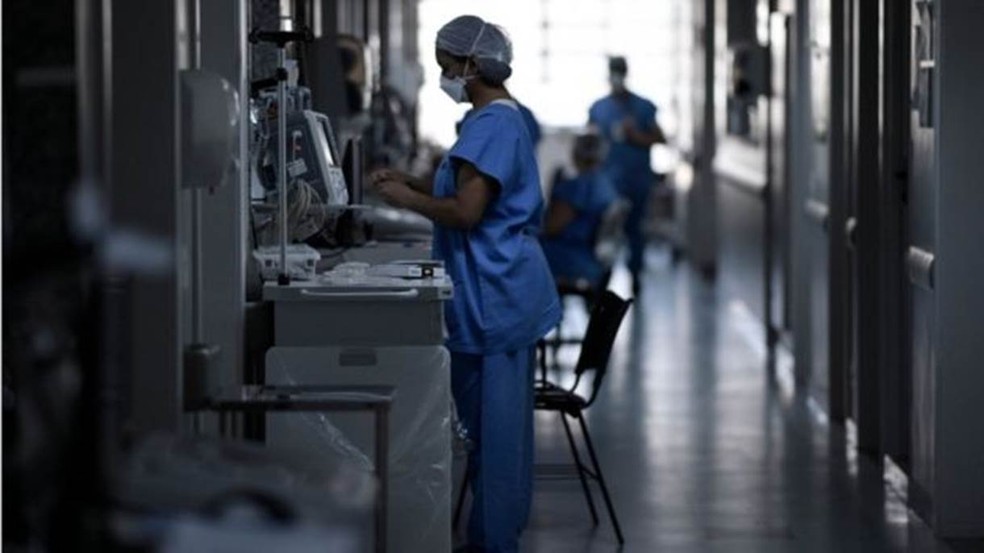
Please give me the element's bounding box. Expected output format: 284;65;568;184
416;0;692;149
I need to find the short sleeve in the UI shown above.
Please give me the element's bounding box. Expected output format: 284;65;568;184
595;173;619;206
588;100;601;126
519;105;542;146
450;110;520;192
640;99;658;131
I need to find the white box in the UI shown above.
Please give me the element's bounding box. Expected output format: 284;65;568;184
253;245;320;281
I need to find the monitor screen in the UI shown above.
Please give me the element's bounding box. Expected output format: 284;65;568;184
256;109;347;206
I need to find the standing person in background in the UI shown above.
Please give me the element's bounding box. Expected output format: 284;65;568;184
589;56;666;295
370;14;560;553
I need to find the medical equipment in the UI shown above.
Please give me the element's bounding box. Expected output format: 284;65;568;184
249;25;314;286
258;109;348;207
263;273;452;347
250;177;328;244
365;260;446;280
253;244;321;281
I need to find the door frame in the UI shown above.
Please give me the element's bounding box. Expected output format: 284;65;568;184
845;0;883;453
877;0;912;470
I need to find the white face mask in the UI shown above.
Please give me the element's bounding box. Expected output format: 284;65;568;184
440;75;470;104
609;74;626;91
440;61;475;104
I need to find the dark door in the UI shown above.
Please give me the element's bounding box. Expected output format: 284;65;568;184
846;0;883;452
877;0;912;470
907;0;938;512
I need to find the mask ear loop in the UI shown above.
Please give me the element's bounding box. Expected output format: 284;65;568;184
460;58;476;81
460;23;487;81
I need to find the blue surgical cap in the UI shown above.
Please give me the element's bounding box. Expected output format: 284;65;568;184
436;15;513;85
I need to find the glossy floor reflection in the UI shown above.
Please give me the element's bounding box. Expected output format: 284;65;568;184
518;250;984;553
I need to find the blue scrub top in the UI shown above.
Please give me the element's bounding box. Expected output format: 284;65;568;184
589;93;657;194
516;104;542;148
458;102;542;148
541;170;618;285
434;101;561;355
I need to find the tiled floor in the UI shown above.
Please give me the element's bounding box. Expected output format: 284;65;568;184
508;250;984;553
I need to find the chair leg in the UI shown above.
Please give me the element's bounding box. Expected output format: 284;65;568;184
576;412;624;545
560;411;599;526
551;321;562;370
453;461;468;530
538;342;548;384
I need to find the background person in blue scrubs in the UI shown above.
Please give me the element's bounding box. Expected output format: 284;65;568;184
369;15;561;553
589;56;666;295
541;133;618;290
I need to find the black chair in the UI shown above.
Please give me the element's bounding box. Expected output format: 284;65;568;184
535;290;631;545
543;275;607;370
452;291;632;544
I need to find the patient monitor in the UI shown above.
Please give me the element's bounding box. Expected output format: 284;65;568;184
258;109;349;207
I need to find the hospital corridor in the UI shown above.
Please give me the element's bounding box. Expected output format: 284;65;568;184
524;255;982;553
3;0;984;552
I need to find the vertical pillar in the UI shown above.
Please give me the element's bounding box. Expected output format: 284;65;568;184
199;0;249;400
929;0;984;536
110;0;189;433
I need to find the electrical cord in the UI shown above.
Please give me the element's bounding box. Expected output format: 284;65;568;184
281;178;325;241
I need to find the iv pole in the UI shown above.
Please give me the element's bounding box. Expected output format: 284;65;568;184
249;24;313;286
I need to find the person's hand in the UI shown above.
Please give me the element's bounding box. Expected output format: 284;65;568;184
623;118;652;146
369;168;407;188
369;169;414;208
376;180;415;208
622;117;640;141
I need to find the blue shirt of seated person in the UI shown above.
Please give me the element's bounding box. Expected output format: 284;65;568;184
541;134;618;288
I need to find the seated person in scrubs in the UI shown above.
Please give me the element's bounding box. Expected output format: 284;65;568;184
369;15;561;553
541;133;618;290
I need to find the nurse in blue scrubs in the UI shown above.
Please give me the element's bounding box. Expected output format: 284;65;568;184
588;56;666;295
370;15;561;553
541;133;619;290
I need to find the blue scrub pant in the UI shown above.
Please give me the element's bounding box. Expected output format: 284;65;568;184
451;347;536;553
620;182;651;277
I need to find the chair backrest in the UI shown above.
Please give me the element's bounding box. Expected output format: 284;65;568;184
593;198;631;269
574;290;632;407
